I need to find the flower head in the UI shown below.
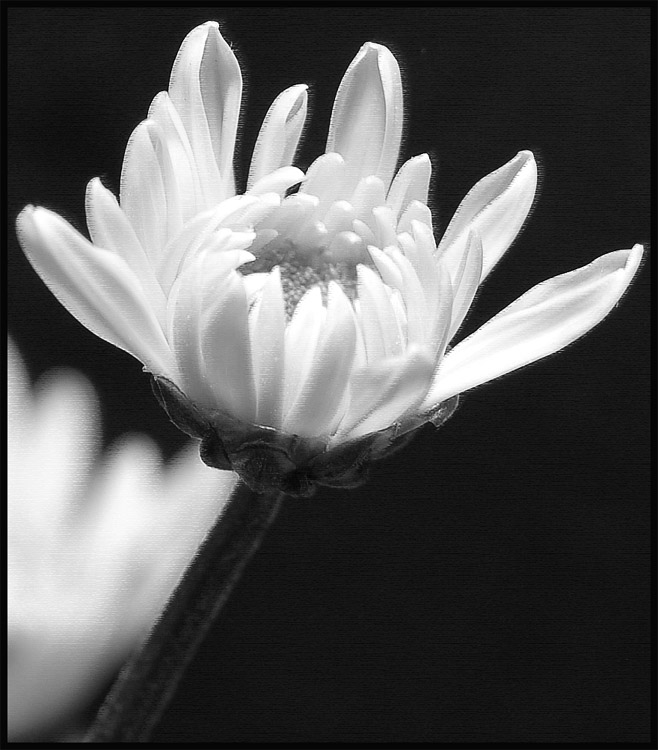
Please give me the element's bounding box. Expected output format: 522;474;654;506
7;338;237;739
17;22;643;495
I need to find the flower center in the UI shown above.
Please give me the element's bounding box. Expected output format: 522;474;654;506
242;238;359;319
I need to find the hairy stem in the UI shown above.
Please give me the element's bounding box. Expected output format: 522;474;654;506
85;481;283;742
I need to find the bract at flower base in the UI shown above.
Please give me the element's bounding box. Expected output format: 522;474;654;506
152;375;459;497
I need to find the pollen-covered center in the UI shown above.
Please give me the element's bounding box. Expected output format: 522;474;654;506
241;239;359;319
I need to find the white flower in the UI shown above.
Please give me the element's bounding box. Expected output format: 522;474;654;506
16;23;642;478
7;338;237;740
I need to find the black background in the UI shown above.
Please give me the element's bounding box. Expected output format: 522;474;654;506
7;5;651;744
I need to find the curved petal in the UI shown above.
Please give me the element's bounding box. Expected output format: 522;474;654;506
168;21;242;204
438;150;537;281
247;84;308;189
326;42;403;193
17;206;177;379
422;245;644;409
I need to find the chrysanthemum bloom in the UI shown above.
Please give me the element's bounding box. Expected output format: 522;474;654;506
7;339;237;740
17;22;642;496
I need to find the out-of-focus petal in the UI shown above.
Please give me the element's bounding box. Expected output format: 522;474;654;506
326;42;403;193
437;150;537;281
16;206;177;379
247;84;308;189
422;245;643;409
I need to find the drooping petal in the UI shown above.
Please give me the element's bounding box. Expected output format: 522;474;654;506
251;268;286;428
386;154;432;220
85;178;167;324
335;345;435;442
326;42;403;193
283;283;357;437
247;84;308;189
17;207;177;379
422;245;644;410
437;150;537;281
168;21;242;204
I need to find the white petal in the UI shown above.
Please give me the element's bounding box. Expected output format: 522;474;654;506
148;91;202;223
299;152;346;207
169;22;242;204
326;43;403;193
335;345;435;442
357;264;404;361
86;178;167;325
17;207;176;378
284;283;357;437
247;84;308;189
201;271;257;423
351;175;387;224
247;166;305;197
438;150;537;281
30;370;100;530
398;200;433;235
251;268;286;428
423;245;644;409
442;229;484;338
386;154;432;219
323;200;356;234
282;287;325;422
120;120;170;260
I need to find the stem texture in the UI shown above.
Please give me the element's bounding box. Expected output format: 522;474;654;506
85;481;282;742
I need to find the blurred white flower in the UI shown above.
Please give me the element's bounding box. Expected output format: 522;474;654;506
7;338;237;740
16;22;642;486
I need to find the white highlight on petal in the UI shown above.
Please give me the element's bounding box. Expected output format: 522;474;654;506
247;84;308;189
423;245;644;409
438;150;538;281
326;42;403;193
16;206;177;379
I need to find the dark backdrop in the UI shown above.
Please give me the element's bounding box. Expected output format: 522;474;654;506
7;5;651;744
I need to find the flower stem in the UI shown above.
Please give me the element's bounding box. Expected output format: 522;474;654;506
84;480;283;742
